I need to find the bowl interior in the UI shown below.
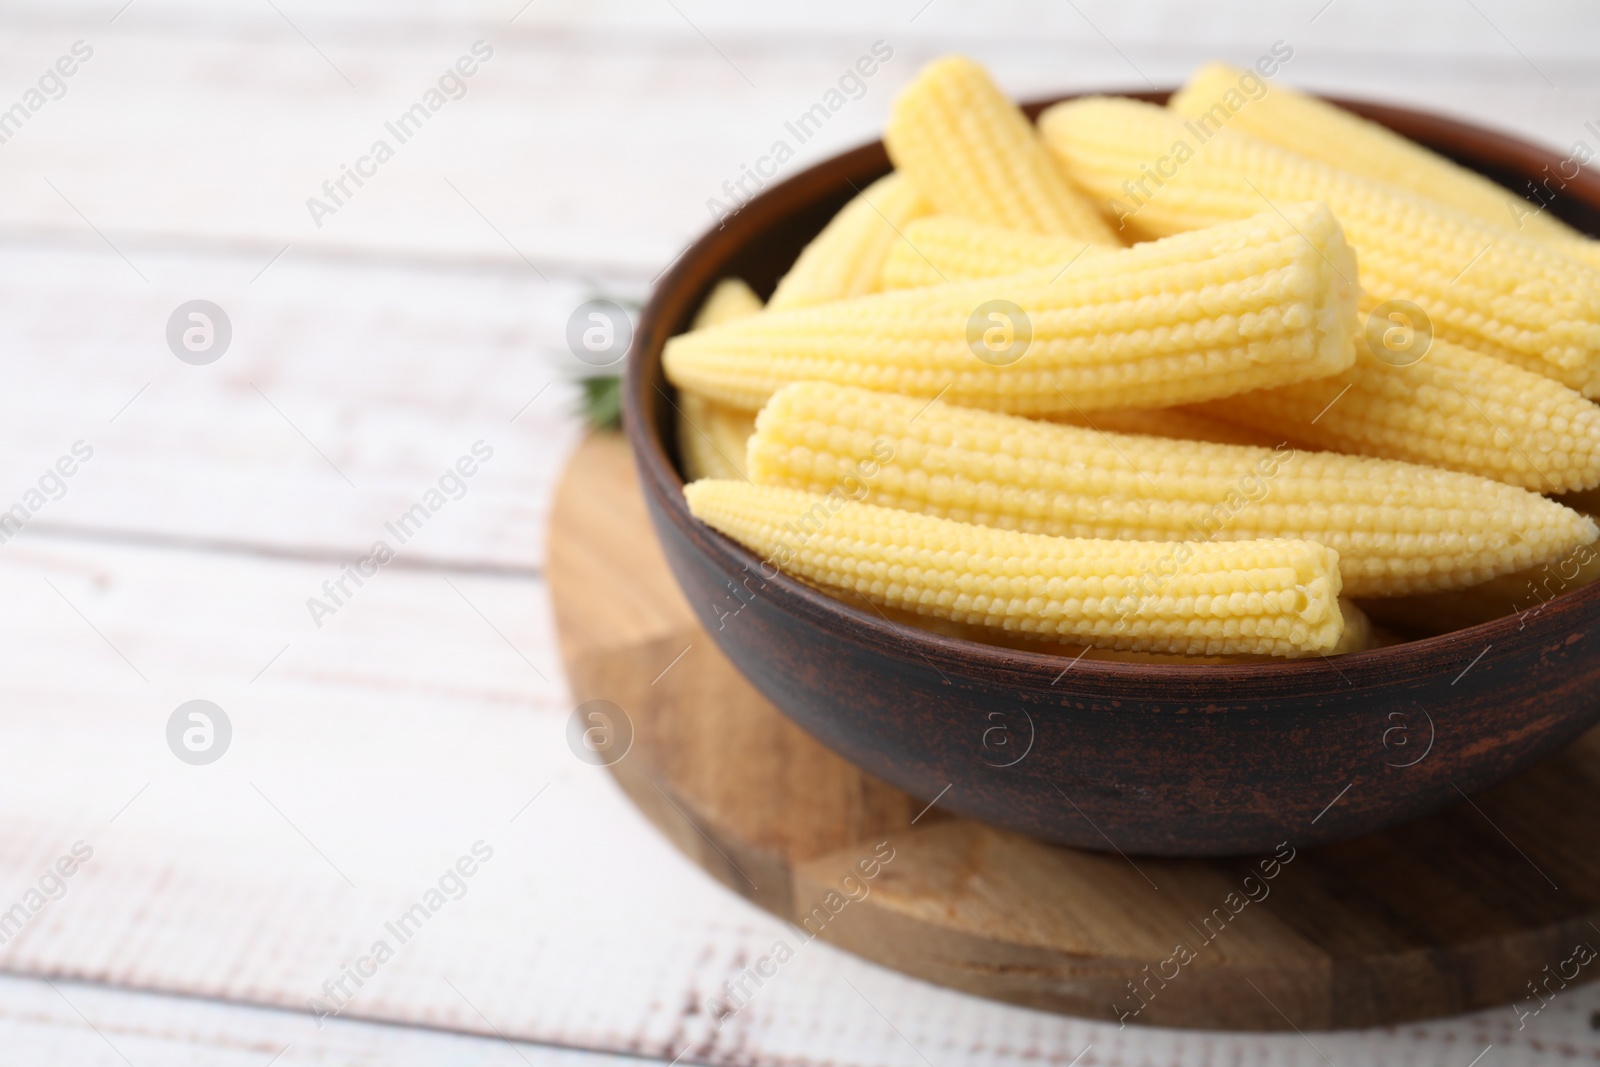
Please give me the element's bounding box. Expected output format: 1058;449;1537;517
631;89;1600;679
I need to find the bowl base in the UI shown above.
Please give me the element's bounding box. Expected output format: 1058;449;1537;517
551;432;1600;1031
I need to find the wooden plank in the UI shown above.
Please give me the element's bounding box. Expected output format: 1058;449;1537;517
0;243;584;568
0;530;736;1057
9;528;1598;1063
0;12;1592;278
0;974;658;1066
10;0;1600;62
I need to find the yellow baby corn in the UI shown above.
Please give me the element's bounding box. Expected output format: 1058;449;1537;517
1197;335;1600;493
676;391;756;481
678;277;765;480
767;172;932;310
692;277;765;327
1330;596;1377;654
881;216;1101;290
747;382;1598;596
1360;535;1600;636
1170;63;1600;270
684;478;1344;657
884;56;1120;246
881;595;1379;658
1049;405;1292;449
858;213;1600;490
1038;96;1600;395
665;202;1358;415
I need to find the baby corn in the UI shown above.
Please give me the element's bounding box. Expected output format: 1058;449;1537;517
880;595;1379;658
747;382;1599;597
677;277;765;480
665;203;1359;415
1038;96;1600;395
1360;536;1600;636
884;56;1120;245
677;392;756;481
1170;63;1600;270
768;172;932;310
881;216;1100;290
692;277;765;327
1197;335;1600;493
865;218;1600;492
684;478;1344;657
1048;405;1293;449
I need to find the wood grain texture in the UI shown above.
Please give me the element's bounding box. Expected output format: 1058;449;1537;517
552;432;1600;1031
1;8;1595;283
6;2;1600;1059
551;431;924;918
0;974;646;1067
0;244;584;570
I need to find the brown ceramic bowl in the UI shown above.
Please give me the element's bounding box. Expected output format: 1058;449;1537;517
624;91;1600;856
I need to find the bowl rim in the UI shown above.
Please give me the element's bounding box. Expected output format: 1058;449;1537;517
625;88;1600;687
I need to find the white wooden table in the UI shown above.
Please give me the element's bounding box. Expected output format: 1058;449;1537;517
2;2;1600;1062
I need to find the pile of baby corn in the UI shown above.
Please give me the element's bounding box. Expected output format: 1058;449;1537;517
664;56;1600;661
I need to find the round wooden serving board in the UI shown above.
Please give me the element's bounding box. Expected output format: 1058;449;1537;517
549;432;1600;1032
